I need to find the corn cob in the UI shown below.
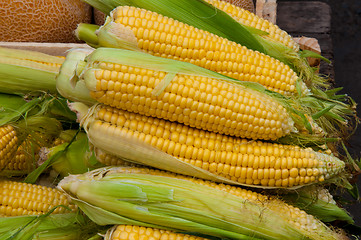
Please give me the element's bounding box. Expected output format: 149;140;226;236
71;48;300;141
72;102;344;188
106;225;208;240
204;0;299;51
96;6;307;96
59;166;344;240
0;180;76;217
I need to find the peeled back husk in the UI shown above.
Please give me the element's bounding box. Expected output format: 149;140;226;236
58;166;344;240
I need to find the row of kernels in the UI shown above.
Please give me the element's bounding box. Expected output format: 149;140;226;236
111;224;207;240
92;90;285;140
97;107;304;161
129;95;283;137
0;205;42;216
97;109;286;163
94;65;291;125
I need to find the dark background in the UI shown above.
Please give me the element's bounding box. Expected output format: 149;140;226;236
329;0;361;230
277;0;361;230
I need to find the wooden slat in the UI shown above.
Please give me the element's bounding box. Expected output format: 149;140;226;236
0;42;91;56
277;1;331;33
276;1;333;77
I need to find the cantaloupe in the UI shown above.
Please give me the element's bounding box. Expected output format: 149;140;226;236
0;0;92;42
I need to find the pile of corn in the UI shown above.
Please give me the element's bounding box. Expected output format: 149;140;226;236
0;0;360;239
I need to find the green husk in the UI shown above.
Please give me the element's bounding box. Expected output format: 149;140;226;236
55;48;97;105
0;94;42;126
0;92;76;126
280;186;354;223
0;47;64;95
75;24;101;49
0;210;105;240
0;94;71;176
24;129;103;183
0;61;58;95
44;130;103;177
58;166;342;240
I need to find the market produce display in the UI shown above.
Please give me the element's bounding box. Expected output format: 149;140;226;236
0;0;360;239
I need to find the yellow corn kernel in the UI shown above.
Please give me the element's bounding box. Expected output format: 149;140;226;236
111;6;306;95
204;0;299;51
89;105;344;188
89;63;294;141
5;140;35;172
93;146;140;167
0;180;76;216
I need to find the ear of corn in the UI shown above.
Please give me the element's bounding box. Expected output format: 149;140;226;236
0;180;76;217
105;225;209;240
58;166;344;240
70;102;345;189
0;47;64;95
0;94;63;176
61;47;334;142
4;136;40;175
